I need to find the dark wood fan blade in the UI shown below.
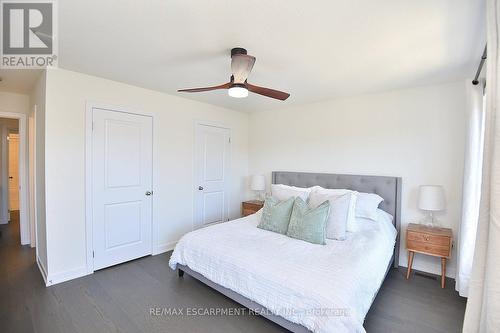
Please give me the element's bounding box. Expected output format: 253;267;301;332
178;82;231;93
246;83;290;100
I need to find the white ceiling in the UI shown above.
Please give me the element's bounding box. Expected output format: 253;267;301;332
1;1;487;112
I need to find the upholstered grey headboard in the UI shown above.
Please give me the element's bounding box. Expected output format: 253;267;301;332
272;171;401;267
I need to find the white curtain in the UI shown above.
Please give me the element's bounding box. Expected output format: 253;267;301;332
456;82;485;297
463;0;500;331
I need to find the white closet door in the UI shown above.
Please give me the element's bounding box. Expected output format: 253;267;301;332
92;108;153;270
8;133;19;211
194;124;230;228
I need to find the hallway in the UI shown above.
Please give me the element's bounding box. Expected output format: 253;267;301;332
0;211;42;332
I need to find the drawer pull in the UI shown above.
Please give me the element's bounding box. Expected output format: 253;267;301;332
424;236;430;241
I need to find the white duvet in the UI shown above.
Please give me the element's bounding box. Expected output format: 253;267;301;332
169;210;396;333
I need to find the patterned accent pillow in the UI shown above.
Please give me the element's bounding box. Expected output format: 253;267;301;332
287;197;330;245
257;196;295;234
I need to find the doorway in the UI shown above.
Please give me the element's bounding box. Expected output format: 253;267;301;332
0;114;30;246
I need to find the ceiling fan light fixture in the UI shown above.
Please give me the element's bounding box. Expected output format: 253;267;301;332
228;84;248;98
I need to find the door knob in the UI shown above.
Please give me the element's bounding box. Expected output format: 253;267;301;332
145;191;152;196
198;186;204;191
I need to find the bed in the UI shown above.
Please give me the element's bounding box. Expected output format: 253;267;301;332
169;171;402;333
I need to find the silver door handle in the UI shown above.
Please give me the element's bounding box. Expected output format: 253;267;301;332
198;186;204;191
145;191;152;196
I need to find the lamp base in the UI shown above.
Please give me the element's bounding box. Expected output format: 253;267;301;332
419;212;440;228
255;191;265;201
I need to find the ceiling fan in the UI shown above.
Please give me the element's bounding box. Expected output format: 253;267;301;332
178;48;290;101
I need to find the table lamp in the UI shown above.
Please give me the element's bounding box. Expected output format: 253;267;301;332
418;185;446;227
250;175;265;201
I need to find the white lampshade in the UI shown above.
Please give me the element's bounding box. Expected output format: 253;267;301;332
418;185;446;211
250;175;265;191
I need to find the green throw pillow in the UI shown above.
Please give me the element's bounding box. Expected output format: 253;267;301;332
257;196;295;234
286;197;330;245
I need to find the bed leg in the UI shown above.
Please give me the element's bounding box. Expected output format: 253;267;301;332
178;269;184;277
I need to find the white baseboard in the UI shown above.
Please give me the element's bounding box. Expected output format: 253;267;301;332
153;241;177;255
36;256;48;285
39;242;176;287
399;259;456;279
46;266;88;286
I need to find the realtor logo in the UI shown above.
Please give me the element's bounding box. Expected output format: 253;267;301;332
1;0;57;68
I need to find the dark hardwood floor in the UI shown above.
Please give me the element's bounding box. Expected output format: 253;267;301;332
0;217;466;333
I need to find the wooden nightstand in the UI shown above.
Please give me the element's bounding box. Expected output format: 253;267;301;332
242;200;264;216
406;223;453;288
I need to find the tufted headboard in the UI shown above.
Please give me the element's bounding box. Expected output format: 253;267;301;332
272;171;401;267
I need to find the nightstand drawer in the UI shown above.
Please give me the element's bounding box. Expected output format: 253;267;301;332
242;200;264;217
242;208;257;216
407;231;450;246
407;239;451;257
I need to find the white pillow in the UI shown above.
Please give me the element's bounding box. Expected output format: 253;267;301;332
377;209;394;224
271;184;311;201
308;191;351;240
309;187;358;232
355;192;384;221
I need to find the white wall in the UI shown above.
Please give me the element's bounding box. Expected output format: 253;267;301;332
29;71;48;279
0;92;30;114
43;68;249;285
248;81;466;278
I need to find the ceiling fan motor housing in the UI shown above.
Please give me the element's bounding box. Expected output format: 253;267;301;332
230;83;246;89
231;47;247;57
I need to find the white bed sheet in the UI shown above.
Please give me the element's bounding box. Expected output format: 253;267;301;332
169;209;396;333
